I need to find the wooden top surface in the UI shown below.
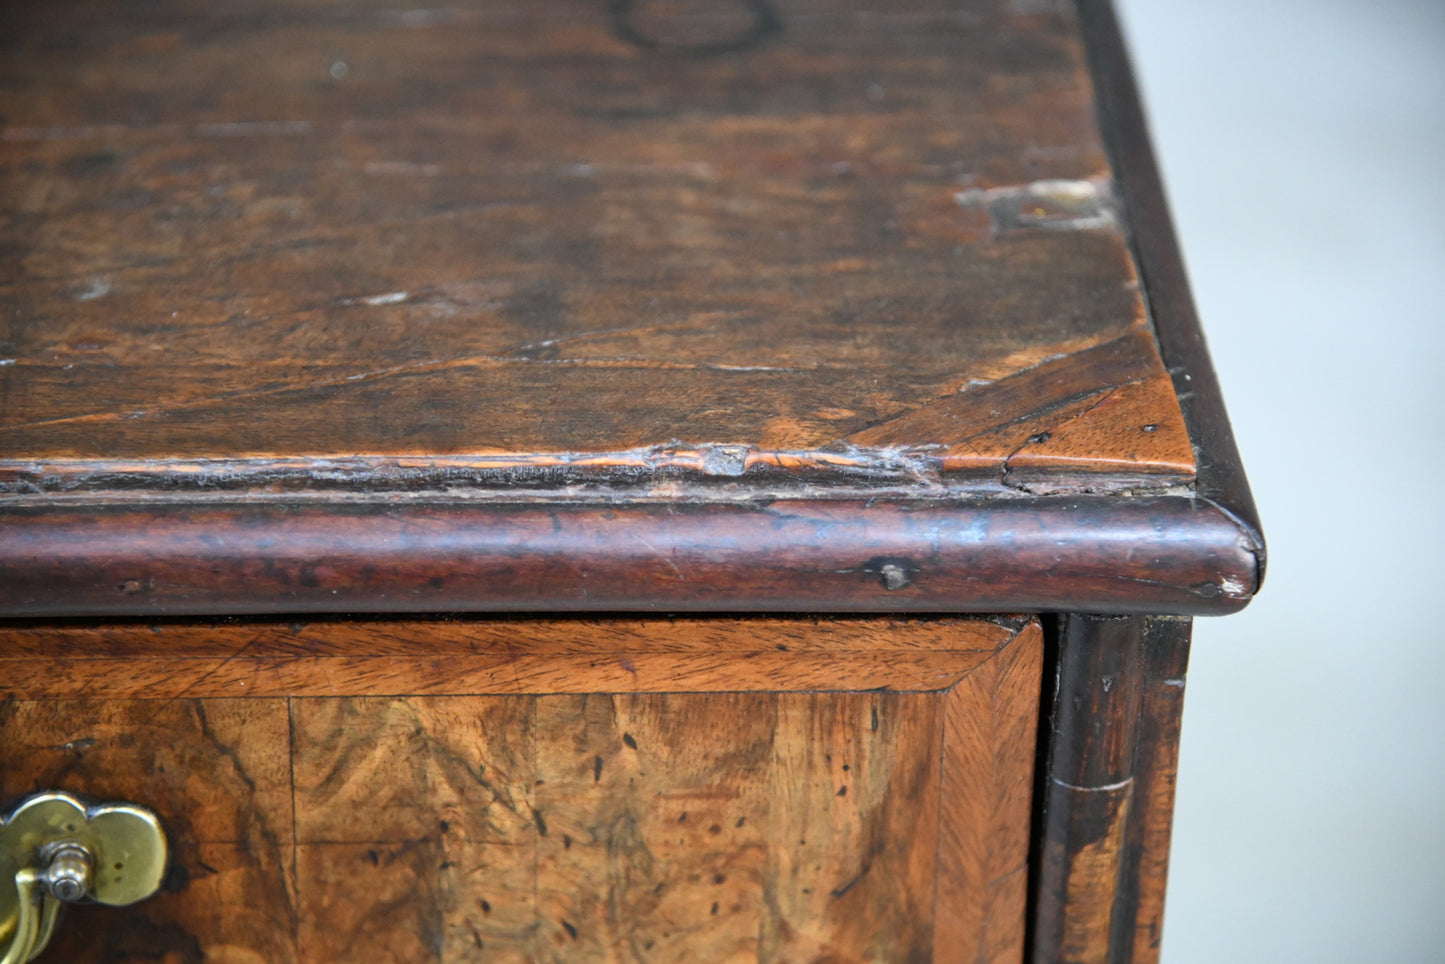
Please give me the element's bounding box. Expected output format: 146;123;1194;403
0;0;1193;495
0;1;1262;619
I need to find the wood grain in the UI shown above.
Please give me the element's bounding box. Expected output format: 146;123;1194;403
0;0;1194;491
0;0;1265;624
533;693;779;961
0;0;1262;957
293;696;537;963
0;614;1041;962
0;497;1263;618
1075;0;1265;572
1032;614;1142;964
935;620;1043;964
0;699;297;963
1120;618;1191;964
1029;614;1193;964
0;615;1009;698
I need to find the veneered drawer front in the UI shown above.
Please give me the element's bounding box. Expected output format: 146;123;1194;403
0;617;1040;963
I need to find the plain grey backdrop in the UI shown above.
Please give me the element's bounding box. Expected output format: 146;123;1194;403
1111;1;1445;961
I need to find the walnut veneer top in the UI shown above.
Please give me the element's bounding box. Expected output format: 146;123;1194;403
0;0;1262;619
0;0;1193;495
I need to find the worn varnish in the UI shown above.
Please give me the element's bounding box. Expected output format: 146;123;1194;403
0;615;1041;963
0;0;1264;620
0;0;1265;961
1029;614;1193;964
1119;619;1191;964
0;614;1010;698
0;0;1191;487
0;496;1260;618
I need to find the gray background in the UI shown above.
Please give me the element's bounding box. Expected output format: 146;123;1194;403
1112;1;1445;960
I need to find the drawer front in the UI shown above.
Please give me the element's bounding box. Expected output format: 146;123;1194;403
0;617;1040;963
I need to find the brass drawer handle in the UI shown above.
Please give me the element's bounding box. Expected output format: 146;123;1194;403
1;792;167;963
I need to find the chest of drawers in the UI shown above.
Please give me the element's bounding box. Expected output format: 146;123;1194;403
0;1;1261;960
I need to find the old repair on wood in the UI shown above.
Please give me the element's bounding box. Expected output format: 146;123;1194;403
0;0;1261;616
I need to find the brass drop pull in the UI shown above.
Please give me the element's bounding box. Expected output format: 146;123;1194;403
1;792;167;963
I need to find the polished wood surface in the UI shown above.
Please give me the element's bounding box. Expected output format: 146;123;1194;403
0;496;1259;618
1029;614;1191;964
0;1;1265;960
0;0;1265;621
1120;618;1191;964
0;0;1192;489
1075;0;1263;557
0;615;1041;963
0;614;1012;698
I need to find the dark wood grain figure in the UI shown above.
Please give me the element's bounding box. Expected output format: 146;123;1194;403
0;0;1264;619
1029;615;1194;964
0;0;1262;961
0;616;1041;963
1;0;1185;471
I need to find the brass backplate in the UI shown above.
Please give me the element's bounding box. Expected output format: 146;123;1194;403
1;792;167;949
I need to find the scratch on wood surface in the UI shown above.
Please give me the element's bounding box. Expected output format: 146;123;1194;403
851;356;1139;458
182;635;259;696
501;319;710;358
74;278;111;301
954;177;1117;235
362;161;442;177
1052;776;1134;794
0;354;834;434
2;124;158;141
998;386;1120;483
193;120;313;138
984;862;1029;890
4;120;315;141
337;291;410;307
632;535;686;580
1;198;525;290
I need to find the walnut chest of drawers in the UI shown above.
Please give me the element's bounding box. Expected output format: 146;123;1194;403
0;0;1262;961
